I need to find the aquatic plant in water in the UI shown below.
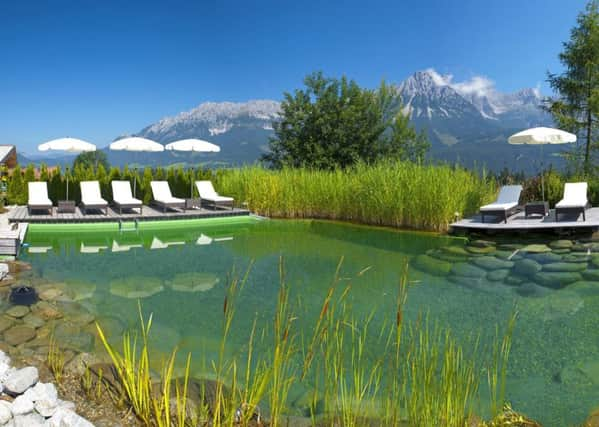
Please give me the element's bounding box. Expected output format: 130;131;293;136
95;259;521;427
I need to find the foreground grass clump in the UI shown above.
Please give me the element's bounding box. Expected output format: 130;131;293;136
218;161;496;232
96;260;526;426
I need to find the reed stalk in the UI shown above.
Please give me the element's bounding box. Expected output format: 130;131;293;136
217;160;496;232
488;310;518;418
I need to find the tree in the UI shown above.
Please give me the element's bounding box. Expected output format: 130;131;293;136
263;72;427;169
73;151;109;172
547;0;599;174
385;112;430;163
7;165;25;205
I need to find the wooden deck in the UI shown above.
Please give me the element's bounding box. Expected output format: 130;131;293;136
451;207;599;234
8;205;251;224
0;223;28;256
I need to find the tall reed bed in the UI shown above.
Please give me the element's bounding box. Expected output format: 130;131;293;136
96;260;518;426
218;161;496;232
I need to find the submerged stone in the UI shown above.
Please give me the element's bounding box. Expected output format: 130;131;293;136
22;314;45;329
572;243;592;252
4;326;36;346
413;255;451;276
441;246;471;257
542;262;587;273
167;272;220;293
54;322;94;353
533;272;582;289
528;252;562;264
487;269;510;282
505;276;524;286
109;276;164;299
516;282;550;298
38;288;63;301
513;259;542;277
0;317;15;333
64;280;96;301
465;245;496;255
498;243;524;251
469;239;496;248
472;256;514;270
493;249;522;261
430;251;469;262
582;269;599;281
552;248;571;255
549;240;574;249
450;262;486;278
522;244;552;253
5;306;29;319
562;253;590;263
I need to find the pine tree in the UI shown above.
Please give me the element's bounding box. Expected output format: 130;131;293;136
547;0;599;174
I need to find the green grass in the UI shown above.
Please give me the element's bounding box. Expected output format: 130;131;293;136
217;161;496;232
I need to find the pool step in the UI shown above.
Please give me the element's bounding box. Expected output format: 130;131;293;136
118;219;139;232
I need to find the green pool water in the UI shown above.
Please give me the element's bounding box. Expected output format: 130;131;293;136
19;218;599;426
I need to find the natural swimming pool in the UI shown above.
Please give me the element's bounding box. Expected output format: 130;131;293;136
17;217;599;426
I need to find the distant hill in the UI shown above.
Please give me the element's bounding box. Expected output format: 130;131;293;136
28;70;567;172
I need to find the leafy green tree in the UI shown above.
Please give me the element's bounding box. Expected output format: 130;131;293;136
73;150;109;172
263;72;427;169
386;112;430;162
49;166;65;201
141;167;153;204
96;163;108;197
7;165;26;205
39;163;49;183
547;0;599;174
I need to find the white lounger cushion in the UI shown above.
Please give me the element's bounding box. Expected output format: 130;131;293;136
480;185;522;212
28;182;52;205
150;181;184;203
556;182;588;208
111;181;141;205
195;181;234;203
80;181;108;205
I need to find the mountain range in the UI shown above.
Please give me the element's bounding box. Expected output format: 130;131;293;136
26;69;561;172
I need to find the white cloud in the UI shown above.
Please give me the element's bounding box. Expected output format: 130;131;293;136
427;68;498;99
452;75;497;98
424;68;453;86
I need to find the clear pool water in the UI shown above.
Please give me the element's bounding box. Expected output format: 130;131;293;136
20;217;599;426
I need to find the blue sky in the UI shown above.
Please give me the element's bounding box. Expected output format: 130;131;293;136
0;0;587;153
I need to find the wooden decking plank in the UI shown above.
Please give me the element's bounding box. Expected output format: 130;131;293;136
8;205;250;224
451;207;599;233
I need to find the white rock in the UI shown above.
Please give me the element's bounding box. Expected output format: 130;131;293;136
0;361;12;380
11;395;34;416
57;399;76;411
34;398;57;417
0;367;16;385
3;419;14;427
0;350;11;366
24;382;57;403
46;408;94;427
13;412;45;427
0;400;12;424
4;367;38;395
0;263;9;280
